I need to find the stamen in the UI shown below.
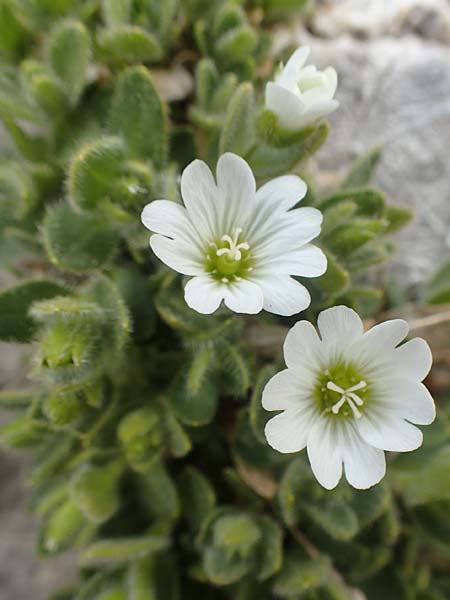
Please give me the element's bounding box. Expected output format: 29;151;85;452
327;380;367;419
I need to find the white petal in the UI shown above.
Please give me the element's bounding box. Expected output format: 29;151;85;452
299;99;339;125
250;207;323;258
363;319;409;352
317;305;364;343
394;338;432;382
265;82;305;130
265;405;318;454
150;235;203;276
276;46;310;88
216;153;256;234
383;379;436;426
356;411;423;452
223;279;263;314
262;369;310;411
265;243;327;277
341;424;386;490
181;159;218;240
323;66;338;96
184;276;225;314
255;175;307;211
283;320;321;372
307;417;343;490
141;200;198;247
257;274;311;316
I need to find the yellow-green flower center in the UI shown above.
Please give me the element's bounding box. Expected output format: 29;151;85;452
314;362;370;419
205;228;253;283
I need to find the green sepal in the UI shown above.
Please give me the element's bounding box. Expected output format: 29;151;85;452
0;416;49;448
256;109;317;148
248;122;329;178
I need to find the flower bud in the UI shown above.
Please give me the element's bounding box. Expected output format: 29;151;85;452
265;46;338;131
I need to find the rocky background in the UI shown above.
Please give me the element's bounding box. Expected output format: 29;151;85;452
1;1;450;598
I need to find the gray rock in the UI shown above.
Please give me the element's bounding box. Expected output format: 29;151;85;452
280;31;450;285
312;0;450;44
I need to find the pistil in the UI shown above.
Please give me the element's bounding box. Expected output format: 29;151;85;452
326;380;367;419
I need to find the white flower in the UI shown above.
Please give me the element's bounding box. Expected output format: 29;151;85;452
265;46;339;131
262;305;435;490
141;153;326;316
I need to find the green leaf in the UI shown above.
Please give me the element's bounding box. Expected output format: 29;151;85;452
109;66;167;167
170;368;219;426
0;389;35;409
195;59;219;109
319;188;385;218
0;67;42;122
43;203;119;273
70;462;123;524
98;25;162;65
0;416;49;448
179;466;216;530
216;25;258;65
47;19;91;104
216;340;251;397
127;555;180;600
101;0;131;27
68;136;125;210
341;146;382;189
163;408;192;458
39;500;88;555
272;553;330;597
83;276;131;351
426;259;450;305
309;250;349;299
80;535;170;567
203;545;251;586
255;516;283;581
249;364;277;443
0;279;68;342
219;82;255;155
138;460;180;523
384;204;413;234
304;502;359;542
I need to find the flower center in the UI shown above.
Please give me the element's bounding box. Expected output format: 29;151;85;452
314;363;370;419
326;380;367;419
205;228;253;283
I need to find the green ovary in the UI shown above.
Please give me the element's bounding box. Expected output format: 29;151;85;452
205;228;254;282
314;361;371;419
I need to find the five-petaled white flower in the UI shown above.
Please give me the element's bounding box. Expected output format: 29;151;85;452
262;305;435;490
141;153;326;316
265;46;339;131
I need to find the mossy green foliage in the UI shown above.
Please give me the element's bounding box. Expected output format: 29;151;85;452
0;1;448;599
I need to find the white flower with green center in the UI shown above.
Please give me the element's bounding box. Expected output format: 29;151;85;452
262;305;435;490
266;46;339;131
141;153;326;315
